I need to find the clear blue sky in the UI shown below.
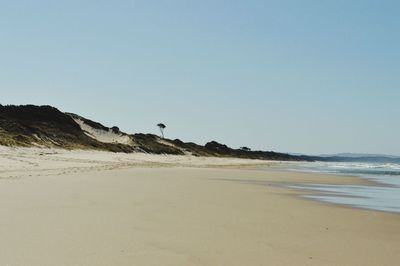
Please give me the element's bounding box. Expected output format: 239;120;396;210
1;1;399;155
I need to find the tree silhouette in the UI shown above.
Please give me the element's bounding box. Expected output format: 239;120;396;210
157;123;166;138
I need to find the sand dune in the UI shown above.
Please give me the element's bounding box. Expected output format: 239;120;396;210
72;117;134;146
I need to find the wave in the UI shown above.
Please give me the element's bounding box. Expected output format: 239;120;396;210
337;169;400;176
326;162;400;170
307;162;400;176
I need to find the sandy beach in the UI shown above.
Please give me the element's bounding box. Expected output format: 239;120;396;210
0;147;399;266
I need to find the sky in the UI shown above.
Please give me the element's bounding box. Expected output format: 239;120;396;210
0;0;399;155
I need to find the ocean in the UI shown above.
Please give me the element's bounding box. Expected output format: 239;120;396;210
288;162;400;214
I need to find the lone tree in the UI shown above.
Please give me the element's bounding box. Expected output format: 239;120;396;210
157;123;166;138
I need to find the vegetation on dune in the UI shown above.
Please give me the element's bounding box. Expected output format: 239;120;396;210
0;105;134;152
131;133;183;155
0;104;313;161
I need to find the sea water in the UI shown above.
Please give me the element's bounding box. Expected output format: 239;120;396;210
288;162;400;214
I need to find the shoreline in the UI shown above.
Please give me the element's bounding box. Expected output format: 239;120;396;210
277;162;400;214
0;147;399;265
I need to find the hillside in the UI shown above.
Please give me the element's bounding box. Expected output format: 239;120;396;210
0;105;135;152
0;104;311;161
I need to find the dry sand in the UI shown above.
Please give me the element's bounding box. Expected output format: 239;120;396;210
0;147;399;265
